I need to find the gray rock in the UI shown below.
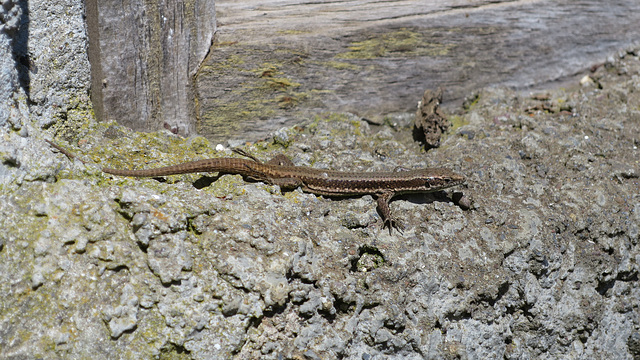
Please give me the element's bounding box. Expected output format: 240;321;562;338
104;284;139;339
2;6;640;358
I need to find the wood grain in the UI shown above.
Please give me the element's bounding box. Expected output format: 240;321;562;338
197;0;640;141
87;0;216;136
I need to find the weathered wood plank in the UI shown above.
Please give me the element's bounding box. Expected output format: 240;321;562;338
197;0;640;142
87;0;216;136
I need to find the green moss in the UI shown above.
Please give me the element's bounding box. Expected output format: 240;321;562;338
336;28;453;60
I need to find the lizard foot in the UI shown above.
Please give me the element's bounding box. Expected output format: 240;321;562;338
383;217;405;235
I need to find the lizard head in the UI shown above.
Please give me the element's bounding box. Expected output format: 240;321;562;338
416;168;465;191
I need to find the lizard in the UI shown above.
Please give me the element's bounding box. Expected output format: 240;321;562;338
46;140;465;233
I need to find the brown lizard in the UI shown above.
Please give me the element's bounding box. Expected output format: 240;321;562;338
46;140;465;232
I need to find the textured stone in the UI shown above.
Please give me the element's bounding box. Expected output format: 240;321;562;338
1;3;640;358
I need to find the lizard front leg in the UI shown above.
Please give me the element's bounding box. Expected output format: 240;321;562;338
376;191;404;234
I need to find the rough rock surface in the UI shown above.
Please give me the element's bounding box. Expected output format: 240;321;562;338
0;0;93;181
1;46;639;358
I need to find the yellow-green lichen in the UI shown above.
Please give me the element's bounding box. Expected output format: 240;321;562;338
349;119;363;137
205;174;250;199
264;77;301;90
448;115;469;131
322;61;361;71
208;54;246;71
188;136;214;154
51;127;225;188
197;56;311;136
50;95;96;141
277;29;309;35
251;63;280;78
301;113;347;140
462;93;480;111
198;98;278;136
336;28;453;60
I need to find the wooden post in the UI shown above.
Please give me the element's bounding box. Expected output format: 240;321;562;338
85;0;216;136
